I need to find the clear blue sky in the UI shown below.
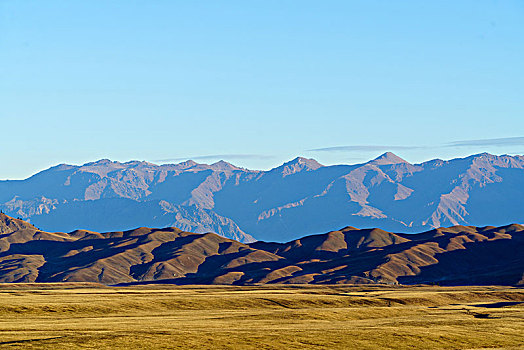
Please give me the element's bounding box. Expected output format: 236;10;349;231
1;1;523;179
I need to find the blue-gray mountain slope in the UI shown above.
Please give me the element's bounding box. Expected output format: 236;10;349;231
1;153;523;242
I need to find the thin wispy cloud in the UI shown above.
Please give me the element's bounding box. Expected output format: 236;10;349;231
153;154;275;163
446;136;524;147
307;145;424;153
307;137;524;154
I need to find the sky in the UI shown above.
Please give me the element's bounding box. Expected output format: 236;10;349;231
1;0;523;179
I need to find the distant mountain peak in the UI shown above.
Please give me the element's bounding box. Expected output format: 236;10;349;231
85;159;115;166
47;163;78;172
210;160;237;170
84;159;155;167
174;160;199;169
272;157;323;176
124;160;155;167
288;157;323;168
77;159;127;177
464;152;493;160
369;152;410;165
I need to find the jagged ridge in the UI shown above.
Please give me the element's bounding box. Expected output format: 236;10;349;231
1;152;523;242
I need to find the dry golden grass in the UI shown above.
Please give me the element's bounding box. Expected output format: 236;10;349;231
0;283;522;349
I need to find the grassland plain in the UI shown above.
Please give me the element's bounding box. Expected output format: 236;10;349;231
0;284;522;349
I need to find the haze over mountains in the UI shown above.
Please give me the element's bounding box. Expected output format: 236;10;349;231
0;213;522;285
1;152;523;242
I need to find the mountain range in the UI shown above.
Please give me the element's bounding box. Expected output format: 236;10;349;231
0;213;522;285
1;152;523;242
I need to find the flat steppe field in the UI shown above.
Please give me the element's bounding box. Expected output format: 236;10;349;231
0;284;522;349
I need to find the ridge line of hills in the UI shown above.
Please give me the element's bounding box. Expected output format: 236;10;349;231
0;213;522;286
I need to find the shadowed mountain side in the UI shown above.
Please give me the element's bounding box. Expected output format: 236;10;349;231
15;198;255;243
0;215;521;285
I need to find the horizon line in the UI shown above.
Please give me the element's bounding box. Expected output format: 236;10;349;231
2;151;523;181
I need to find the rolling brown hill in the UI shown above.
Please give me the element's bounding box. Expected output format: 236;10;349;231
0;213;522;285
